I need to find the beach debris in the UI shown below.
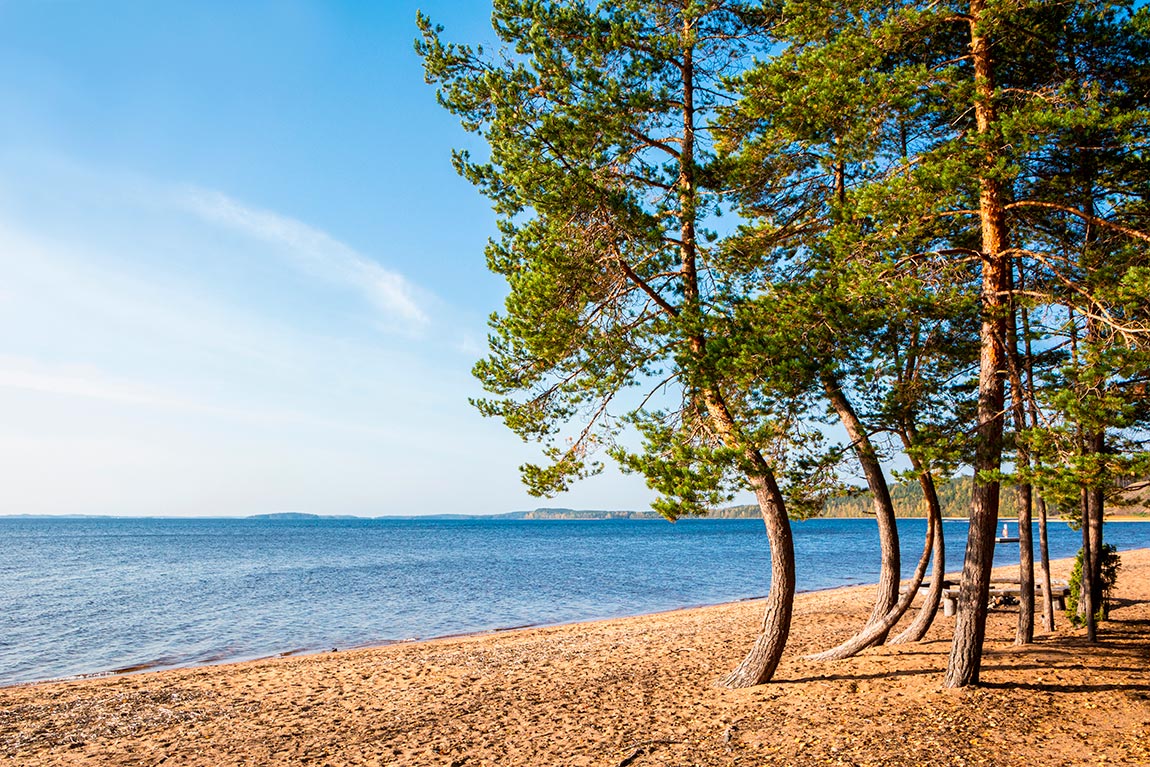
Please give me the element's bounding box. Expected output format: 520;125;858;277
615;738;682;767
0;686;259;757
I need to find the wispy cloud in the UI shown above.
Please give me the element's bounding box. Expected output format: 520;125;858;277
179;188;430;328
0;358;183;409
0;355;409;438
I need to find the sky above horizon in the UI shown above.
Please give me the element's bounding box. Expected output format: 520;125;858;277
0;0;663;517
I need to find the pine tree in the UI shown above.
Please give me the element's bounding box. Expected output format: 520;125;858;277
418;0;820;687
725;0;1149;684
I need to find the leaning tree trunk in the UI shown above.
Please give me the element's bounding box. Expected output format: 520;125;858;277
677;30;796;689
891;455;946;644
696;372;796;685
698;382;797;688
808;509;935;660
823;372;900;646
945;0;1010;688
719;469;795;687
1036;494;1056;631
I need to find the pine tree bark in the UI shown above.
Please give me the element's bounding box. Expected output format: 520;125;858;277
1086;438;1106;612
945;0;1010;688
822;372;900;645
1007;297;1034;644
719;470;795;687
1022;305;1056;632
1080;151;1107;615
677;29;794;687
699;356;795;684
1079;488;1097;641
1014;484;1035;644
1036;494;1056;632
699;375;796;687
891;453;946;644
808;508;934;660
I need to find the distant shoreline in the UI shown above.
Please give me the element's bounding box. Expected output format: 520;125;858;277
2;511;1146;521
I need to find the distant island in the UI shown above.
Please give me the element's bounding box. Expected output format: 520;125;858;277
5;476;1143;521
247;512;364;520
496;508;661;520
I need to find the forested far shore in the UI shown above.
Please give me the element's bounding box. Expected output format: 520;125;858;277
512;474;1148;520
719;474;1150;519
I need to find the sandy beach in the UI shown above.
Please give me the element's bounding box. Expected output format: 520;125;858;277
3;549;1148;767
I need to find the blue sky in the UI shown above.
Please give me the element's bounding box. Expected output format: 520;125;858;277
0;1;659;516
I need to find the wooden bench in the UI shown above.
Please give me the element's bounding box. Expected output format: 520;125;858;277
940;581;1069;616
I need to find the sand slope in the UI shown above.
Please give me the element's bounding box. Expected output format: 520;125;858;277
3;550;1148;766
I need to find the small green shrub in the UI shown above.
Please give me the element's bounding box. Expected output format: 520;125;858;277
1066;544;1121;626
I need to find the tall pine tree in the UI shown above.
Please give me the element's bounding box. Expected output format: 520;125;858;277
419;0;824;687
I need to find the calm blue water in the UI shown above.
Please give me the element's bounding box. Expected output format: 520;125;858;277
0;516;1144;686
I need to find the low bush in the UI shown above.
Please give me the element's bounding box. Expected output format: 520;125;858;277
1066;543;1122;626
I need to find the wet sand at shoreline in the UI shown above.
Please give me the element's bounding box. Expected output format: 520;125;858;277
3;549;1148;766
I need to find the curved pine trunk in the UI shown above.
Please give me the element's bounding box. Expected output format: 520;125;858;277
718;474;795;688
678;30;795;688
891;463;946;644
822;372;900;646
807;508;934;661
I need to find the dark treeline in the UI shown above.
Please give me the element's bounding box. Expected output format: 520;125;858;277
419;0;1150;688
718;475;1023;519
822;477;1017;519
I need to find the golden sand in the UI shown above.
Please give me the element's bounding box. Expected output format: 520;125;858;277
3;550;1148;766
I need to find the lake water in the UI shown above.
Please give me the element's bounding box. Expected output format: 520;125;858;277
0;516;1144;686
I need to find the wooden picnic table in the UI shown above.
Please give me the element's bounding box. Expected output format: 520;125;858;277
902;578;1069;616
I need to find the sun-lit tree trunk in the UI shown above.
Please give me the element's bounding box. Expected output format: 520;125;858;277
807;509;933;660
1082;402;1106;628
1067;309;1098;642
822;372;900;646
945;0;1011;688
676;33;794;688
698;378;796;685
1081;415;1104;640
1078;146;1108;617
1013;483;1036;644
719;467;795;687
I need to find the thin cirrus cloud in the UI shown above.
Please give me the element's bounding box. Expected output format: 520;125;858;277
178;187;430;329
0;358;194;410
0;354;413;440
